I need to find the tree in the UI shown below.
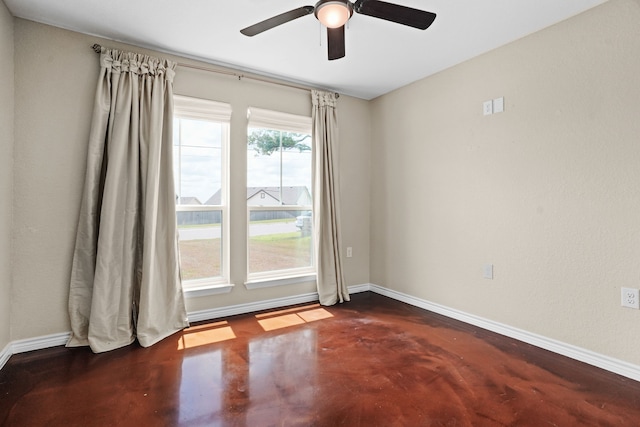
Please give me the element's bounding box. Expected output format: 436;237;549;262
248;129;311;156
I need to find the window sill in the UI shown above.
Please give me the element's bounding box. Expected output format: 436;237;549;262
183;283;235;298
244;273;316;290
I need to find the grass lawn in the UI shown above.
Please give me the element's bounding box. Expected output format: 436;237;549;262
249;232;312;274
179;239;221;280
178;232;312;280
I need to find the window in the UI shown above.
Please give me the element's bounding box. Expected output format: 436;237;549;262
246;108;314;283
173;96;231;289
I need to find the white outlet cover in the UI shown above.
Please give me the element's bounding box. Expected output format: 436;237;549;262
621;287;640;309
483;100;493;116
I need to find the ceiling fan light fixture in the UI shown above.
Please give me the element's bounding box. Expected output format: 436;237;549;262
315;0;353;28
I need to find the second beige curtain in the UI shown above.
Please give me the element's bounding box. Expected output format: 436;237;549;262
312;90;349;305
67;48;188;353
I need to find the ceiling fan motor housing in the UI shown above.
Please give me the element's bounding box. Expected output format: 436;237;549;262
314;0;354;28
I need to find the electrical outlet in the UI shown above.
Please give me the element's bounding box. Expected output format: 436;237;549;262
346;247;353;258
483;100;493;116
621;287;640;309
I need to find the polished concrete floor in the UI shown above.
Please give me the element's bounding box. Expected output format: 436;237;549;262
2;292;640;426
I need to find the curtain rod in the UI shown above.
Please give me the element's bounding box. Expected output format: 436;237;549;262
91;44;338;98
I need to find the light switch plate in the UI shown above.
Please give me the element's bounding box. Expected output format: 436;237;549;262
493;97;504;113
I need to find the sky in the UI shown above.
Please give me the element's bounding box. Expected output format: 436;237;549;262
174;118;312;204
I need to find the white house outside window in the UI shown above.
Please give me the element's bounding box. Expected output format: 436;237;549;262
173;95;231;290
246;107;314;284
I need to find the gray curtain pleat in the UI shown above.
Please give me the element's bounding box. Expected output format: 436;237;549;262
67;48;188;353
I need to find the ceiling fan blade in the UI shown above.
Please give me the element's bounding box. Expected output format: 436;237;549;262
327;25;346;60
240;6;315;36
354;0;436;30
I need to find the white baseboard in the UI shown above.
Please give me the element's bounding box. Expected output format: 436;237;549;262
3;283;638;383
346;283;371;294
10;332;71;354
0;342;11;371
367;283;640;383
187;291;321;323
0;332;70;371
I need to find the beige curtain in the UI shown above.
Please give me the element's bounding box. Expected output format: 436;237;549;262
312;90;350;305
67;48;188;353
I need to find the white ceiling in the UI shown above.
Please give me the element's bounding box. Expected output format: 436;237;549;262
5;0;607;99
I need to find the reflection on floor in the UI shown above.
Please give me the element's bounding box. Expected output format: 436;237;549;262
2;292;640;426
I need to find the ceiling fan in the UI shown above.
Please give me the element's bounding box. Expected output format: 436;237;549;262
240;0;436;60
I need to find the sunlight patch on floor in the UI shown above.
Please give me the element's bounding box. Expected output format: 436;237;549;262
177;321;236;349
256;304;334;332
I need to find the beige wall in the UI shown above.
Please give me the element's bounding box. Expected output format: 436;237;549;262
370;0;640;365
335;94;371;286
11;19;371;339
0;0;14;351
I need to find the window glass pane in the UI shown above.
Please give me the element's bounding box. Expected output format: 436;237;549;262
175;118;222;206
281;131;312;202
247;129;281;191
247;125;313;276
173;99;229;285
177;211;223;280
248;210;312;274
247;129;312;202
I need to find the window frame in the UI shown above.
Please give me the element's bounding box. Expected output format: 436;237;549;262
245;107;315;286
173;95;233;293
